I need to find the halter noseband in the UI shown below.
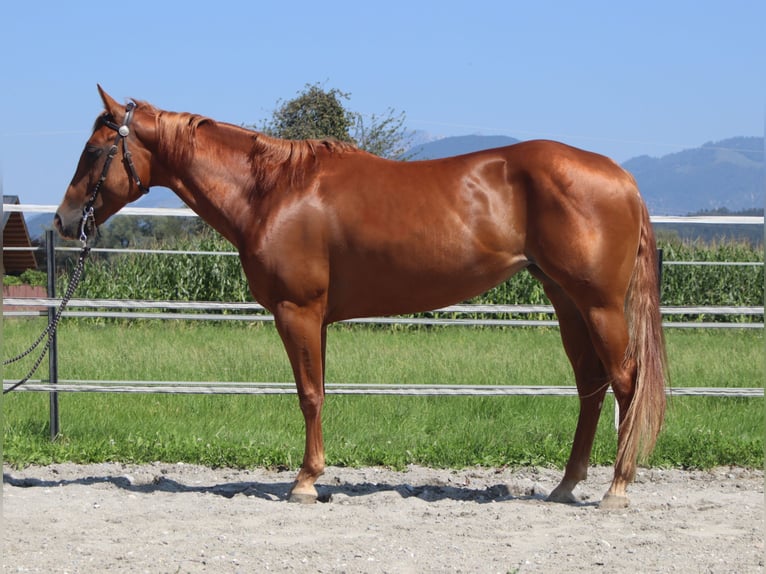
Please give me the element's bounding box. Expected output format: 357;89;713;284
79;101;150;245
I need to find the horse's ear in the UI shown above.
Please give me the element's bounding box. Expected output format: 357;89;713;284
97;85;123;118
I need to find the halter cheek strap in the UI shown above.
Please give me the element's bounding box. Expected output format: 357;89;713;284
79;102;150;245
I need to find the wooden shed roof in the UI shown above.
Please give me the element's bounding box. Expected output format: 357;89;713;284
3;196;39;274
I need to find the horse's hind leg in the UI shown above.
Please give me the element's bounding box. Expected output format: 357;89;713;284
532;271;610;503
579;303;637;509
534;274;638;508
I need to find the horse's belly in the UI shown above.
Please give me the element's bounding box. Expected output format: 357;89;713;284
327;250;528;321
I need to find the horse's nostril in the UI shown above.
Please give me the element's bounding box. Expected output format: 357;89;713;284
53;213;72;238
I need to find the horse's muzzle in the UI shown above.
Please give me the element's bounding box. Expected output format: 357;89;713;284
53;209;82;241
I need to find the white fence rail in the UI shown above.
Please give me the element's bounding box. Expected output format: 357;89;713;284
4;379;762;398
3;298;764;329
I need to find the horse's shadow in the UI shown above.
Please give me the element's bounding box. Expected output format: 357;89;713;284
3;471;597;506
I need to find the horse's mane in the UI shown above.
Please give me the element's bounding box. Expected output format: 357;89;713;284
144;101;213;170
139;101;360;194
249;132;358;192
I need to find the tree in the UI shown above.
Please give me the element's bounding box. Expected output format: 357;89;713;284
96;216;202;249
353;107;413;159
261;83;355;143
259;83;413;159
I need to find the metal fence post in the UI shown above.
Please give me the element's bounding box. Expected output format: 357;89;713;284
46;229;60;440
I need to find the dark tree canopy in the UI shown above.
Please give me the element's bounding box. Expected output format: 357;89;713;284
262;84;356;143
260;83;413;159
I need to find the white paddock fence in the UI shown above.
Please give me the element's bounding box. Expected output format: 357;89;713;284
3;204;764;405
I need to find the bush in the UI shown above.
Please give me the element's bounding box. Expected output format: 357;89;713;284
3;269;47;287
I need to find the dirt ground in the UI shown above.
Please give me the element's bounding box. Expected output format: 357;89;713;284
2;463;763;573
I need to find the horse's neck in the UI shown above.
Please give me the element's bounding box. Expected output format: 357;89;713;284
154;119;256;245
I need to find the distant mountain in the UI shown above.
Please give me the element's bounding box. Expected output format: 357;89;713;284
26;212;54;238
407;135;764;215
134;187;184;209
407;135;519;160
622;137;763;215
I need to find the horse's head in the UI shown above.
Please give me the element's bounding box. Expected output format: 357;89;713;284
55;86;152;242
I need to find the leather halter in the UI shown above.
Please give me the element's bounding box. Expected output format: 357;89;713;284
79;102;150;245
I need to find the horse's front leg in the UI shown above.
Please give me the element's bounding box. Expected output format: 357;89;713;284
273;301;327;503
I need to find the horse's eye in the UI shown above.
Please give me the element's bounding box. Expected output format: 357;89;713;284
85;145;103;158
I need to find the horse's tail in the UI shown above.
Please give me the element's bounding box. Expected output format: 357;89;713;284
617;200;668;480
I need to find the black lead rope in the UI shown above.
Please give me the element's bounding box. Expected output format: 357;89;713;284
4;102;147;395
3;246;90;394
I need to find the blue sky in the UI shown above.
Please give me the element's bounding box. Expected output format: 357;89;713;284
1;1;763;206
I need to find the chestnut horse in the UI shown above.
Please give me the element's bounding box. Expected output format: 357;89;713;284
55;87;667;508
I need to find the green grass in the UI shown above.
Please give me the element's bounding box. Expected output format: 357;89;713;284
3;320;763;470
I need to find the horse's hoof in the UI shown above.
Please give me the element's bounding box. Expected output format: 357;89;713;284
546;487;578;504
598;493;629;510
288;492;318;504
